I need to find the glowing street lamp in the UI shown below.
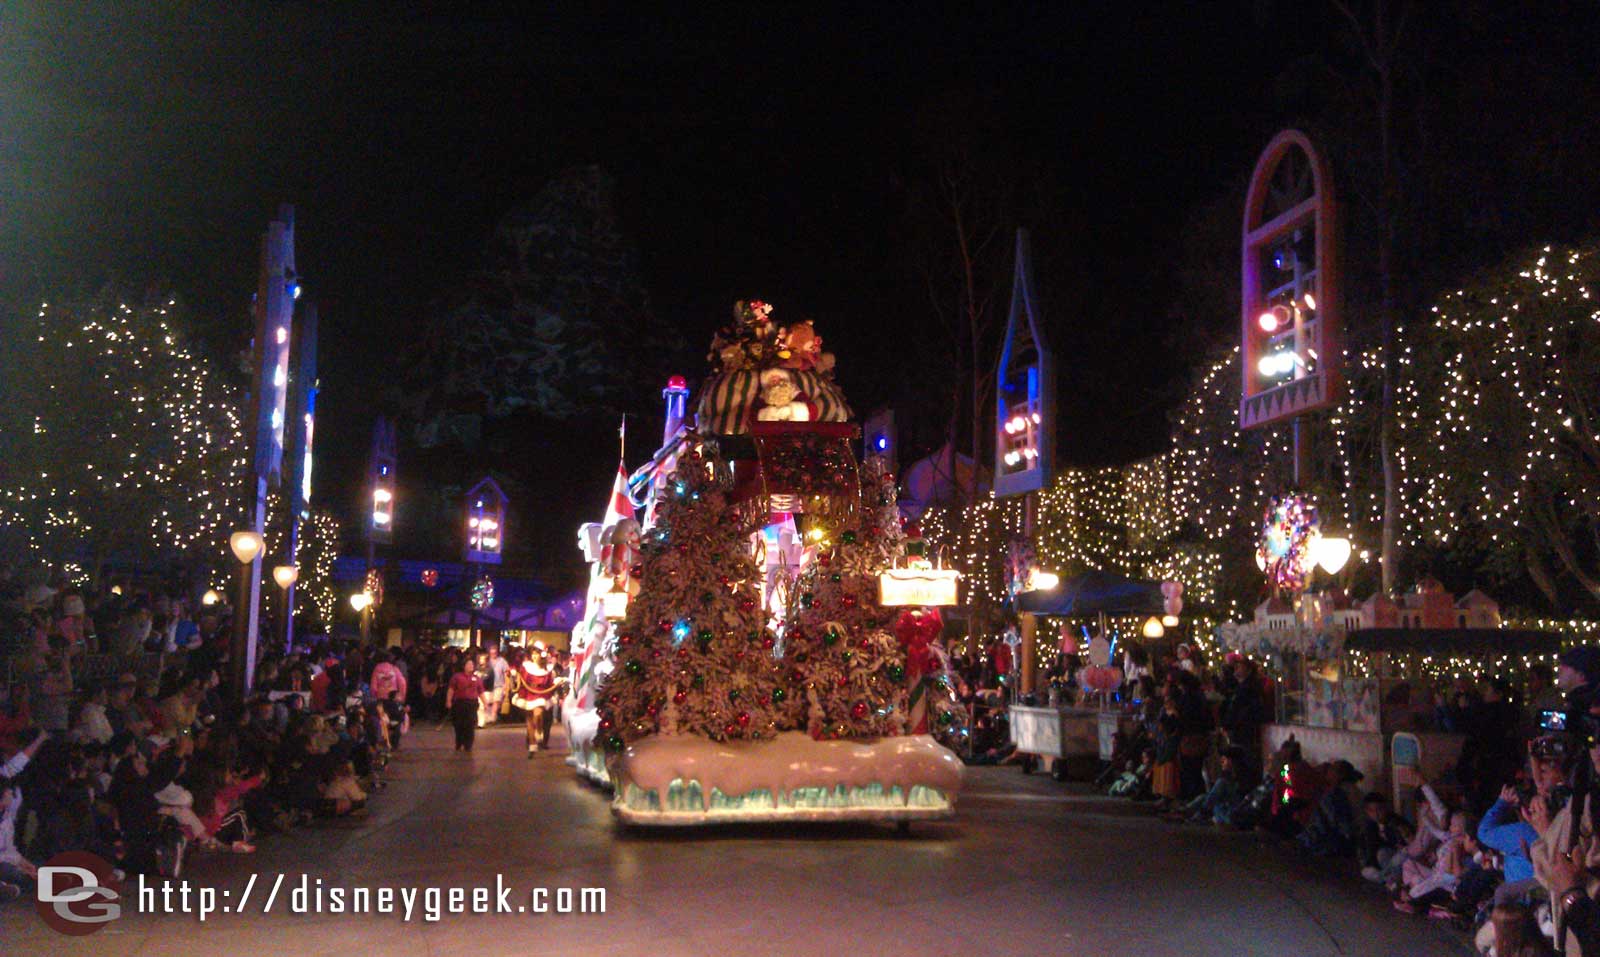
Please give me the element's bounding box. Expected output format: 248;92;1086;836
229;530;265;565
1314;536;1353;575
202;589;221;606
272;564;299;589
1141;616;1166;639
349;592;373;613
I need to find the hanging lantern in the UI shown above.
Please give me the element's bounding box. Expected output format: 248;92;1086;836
470;576;495;610
601;587;630;621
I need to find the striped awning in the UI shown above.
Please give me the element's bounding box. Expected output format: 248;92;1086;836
695;368;852;435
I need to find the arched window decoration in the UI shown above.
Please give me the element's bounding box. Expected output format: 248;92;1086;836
1241;131;1340;429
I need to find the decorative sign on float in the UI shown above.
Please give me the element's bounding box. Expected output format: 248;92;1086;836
878;566;962;607
1240;130;1341;429
994;229;1054;497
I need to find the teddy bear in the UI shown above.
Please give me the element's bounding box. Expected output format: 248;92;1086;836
755;368;815;422
776;320;836;374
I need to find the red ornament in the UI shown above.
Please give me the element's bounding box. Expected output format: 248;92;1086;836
851;701;869;720
673;690;687;705
762;636;776;650
740;598;756;611
618;633;635;646
646;704;659;718
736;711;751;728
841;595;858;608
420;568;439;588
658;619;672;632
723;723;739;737
631;564;644;577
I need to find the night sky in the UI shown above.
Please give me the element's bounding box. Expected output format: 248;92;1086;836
4;2;1595;586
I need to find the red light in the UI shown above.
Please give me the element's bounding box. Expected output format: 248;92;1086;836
667;374;687;390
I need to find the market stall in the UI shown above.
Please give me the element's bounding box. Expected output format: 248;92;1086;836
1009;570;1167;776
1217;622;1562;794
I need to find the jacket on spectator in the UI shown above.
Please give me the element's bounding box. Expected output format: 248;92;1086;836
1479;797;1538;883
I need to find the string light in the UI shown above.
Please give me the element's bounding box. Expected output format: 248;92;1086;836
0;296;246;562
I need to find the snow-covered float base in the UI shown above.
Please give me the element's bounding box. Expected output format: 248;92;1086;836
609;731;963;825
564;712;612;786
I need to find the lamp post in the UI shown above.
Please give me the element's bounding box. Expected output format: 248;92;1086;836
228;530;265;699
272;564;298;649
350;591;374;640
464;478;507;648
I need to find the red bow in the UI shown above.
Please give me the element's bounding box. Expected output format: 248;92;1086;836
895;608;942;678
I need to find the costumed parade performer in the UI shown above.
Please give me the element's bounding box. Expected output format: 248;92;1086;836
511;642;566;756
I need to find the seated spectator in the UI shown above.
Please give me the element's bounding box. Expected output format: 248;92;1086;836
108;674;152;737
1396;809;1474;912
0;730;49;898
1109;747;1155;798
1297;760;1365;857
74;682;114;745
0;684;32;759
1359;792;1413;883
1173;744;1249;825
319;760;367;816
1265;738;1324;837
1478;783;1541;906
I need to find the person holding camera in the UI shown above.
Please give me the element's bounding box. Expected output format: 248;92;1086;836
1530;647;1600;955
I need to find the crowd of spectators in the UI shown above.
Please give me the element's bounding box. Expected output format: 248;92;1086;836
0;567;564;902
1068;639;1600;955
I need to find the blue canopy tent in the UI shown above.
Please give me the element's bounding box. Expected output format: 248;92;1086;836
1016;569;1165;618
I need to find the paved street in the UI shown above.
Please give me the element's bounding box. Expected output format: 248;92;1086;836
4;725;1469;955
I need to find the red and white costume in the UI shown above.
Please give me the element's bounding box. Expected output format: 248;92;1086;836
512;659;560;711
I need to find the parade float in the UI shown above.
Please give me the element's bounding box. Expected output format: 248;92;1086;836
589;301;967;826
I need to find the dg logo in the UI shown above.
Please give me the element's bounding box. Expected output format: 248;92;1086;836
36;850;123;936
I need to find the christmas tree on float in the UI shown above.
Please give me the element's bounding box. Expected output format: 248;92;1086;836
782;456;910;738
596;443;785;751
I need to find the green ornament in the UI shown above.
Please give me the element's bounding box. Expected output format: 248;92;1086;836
692;674;705;688
829;572;842;583
728;689;741;703
697;628;715;643
906;540;926;556
840;650;854;663
701;591;716;604
840;530;857;545
887;663;905;682
823;627;841;646
605;734;625;751
937;710;955;727
624;659;643;675
771;687;787;704
800;592;814;608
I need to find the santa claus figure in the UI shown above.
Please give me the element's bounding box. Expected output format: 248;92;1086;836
511;642;565;756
